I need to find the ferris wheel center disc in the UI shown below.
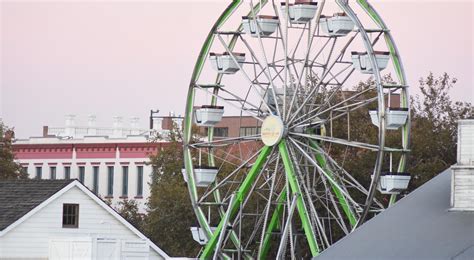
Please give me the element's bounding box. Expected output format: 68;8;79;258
261;115;285;146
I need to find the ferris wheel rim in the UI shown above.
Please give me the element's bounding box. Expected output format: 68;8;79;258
183;0;410;258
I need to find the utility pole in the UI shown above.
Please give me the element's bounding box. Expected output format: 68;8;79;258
149;109;160;129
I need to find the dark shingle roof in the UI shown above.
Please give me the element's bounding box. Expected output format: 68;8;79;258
0;179;74;231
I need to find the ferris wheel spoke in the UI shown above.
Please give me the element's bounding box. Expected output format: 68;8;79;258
215;34;275;114
286;36;357;125
196;144;265;205
287;143;333;247
291;83;374;128
284;17;328;122
288;138;360;225
240;16;283;117
278;140;320;257
195;87;265;120
291;132;379;151
200;146;273;259
299;139;385;210
257;152;281;257
190;135;261;149
288;137;363;211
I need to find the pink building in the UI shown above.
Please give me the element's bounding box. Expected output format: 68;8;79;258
12;115;176;213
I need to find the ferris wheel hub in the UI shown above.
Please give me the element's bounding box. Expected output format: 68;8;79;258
261;115;286;146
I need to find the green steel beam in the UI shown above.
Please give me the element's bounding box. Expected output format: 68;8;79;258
200;146;272;259
259;189;287;259
278;141;320;257
309;140;357;227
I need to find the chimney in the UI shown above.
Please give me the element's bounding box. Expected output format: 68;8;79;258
112;116;123;137
87;115;97;136
43;126;49;137
130;117;140;135
450;119;474;211
64;114;76;137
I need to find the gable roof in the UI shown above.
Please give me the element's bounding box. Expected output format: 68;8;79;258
0;179;74;231
317;169;474;260
0;179;170;259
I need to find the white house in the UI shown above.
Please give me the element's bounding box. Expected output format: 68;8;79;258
0;179;170;260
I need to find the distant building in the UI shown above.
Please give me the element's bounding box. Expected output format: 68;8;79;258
12;113;259;212
0;179;169;260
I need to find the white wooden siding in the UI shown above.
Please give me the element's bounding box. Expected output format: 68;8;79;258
0;186;164;260
451;167;474;210
458;120;474;165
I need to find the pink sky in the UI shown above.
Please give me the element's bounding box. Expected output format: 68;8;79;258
1;0;473;138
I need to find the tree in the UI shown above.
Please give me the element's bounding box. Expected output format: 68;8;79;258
408;72;473;187
116;199;145;231
0;121;28;180
144;125;201;257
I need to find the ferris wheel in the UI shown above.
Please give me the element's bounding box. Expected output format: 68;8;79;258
182;0;411;258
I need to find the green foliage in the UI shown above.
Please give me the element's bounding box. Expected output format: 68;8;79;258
116;199;145;231
408;72;473;187
0;122;28;180
144;124;201;257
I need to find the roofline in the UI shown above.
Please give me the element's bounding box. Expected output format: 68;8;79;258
0;180;170;259
317;167;453;258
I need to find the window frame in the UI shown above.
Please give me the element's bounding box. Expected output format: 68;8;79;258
62;203;79;228
50;166;56;180
35;167;42;179
122;166;128;197
64;166;71;180
107;166;114;196
136;166;143;197
78;166;85;183
92;166;99;194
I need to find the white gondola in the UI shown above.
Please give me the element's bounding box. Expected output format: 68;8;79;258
351;51;390;74
320;13;354;37
209;52;245;74
194;105;224;127
369;108;409;130
376;172;411;194
190;227;217;245
242;15;279;37
281;1;318;24
181;168;188;182
193;166;219;187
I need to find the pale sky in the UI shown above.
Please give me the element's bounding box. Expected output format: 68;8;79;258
1;0;473;138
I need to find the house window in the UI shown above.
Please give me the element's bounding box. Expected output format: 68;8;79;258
92;166;99;194
21;166;28;175
122;166;128;196
107;166;114;196
50;166;56;180
35;167;42;179
64;166;71;180
239;127;261;137
137;166;143;197
62;204;79;228
78;166;85;183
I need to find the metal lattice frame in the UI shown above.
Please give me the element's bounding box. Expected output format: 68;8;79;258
183;0;410;258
